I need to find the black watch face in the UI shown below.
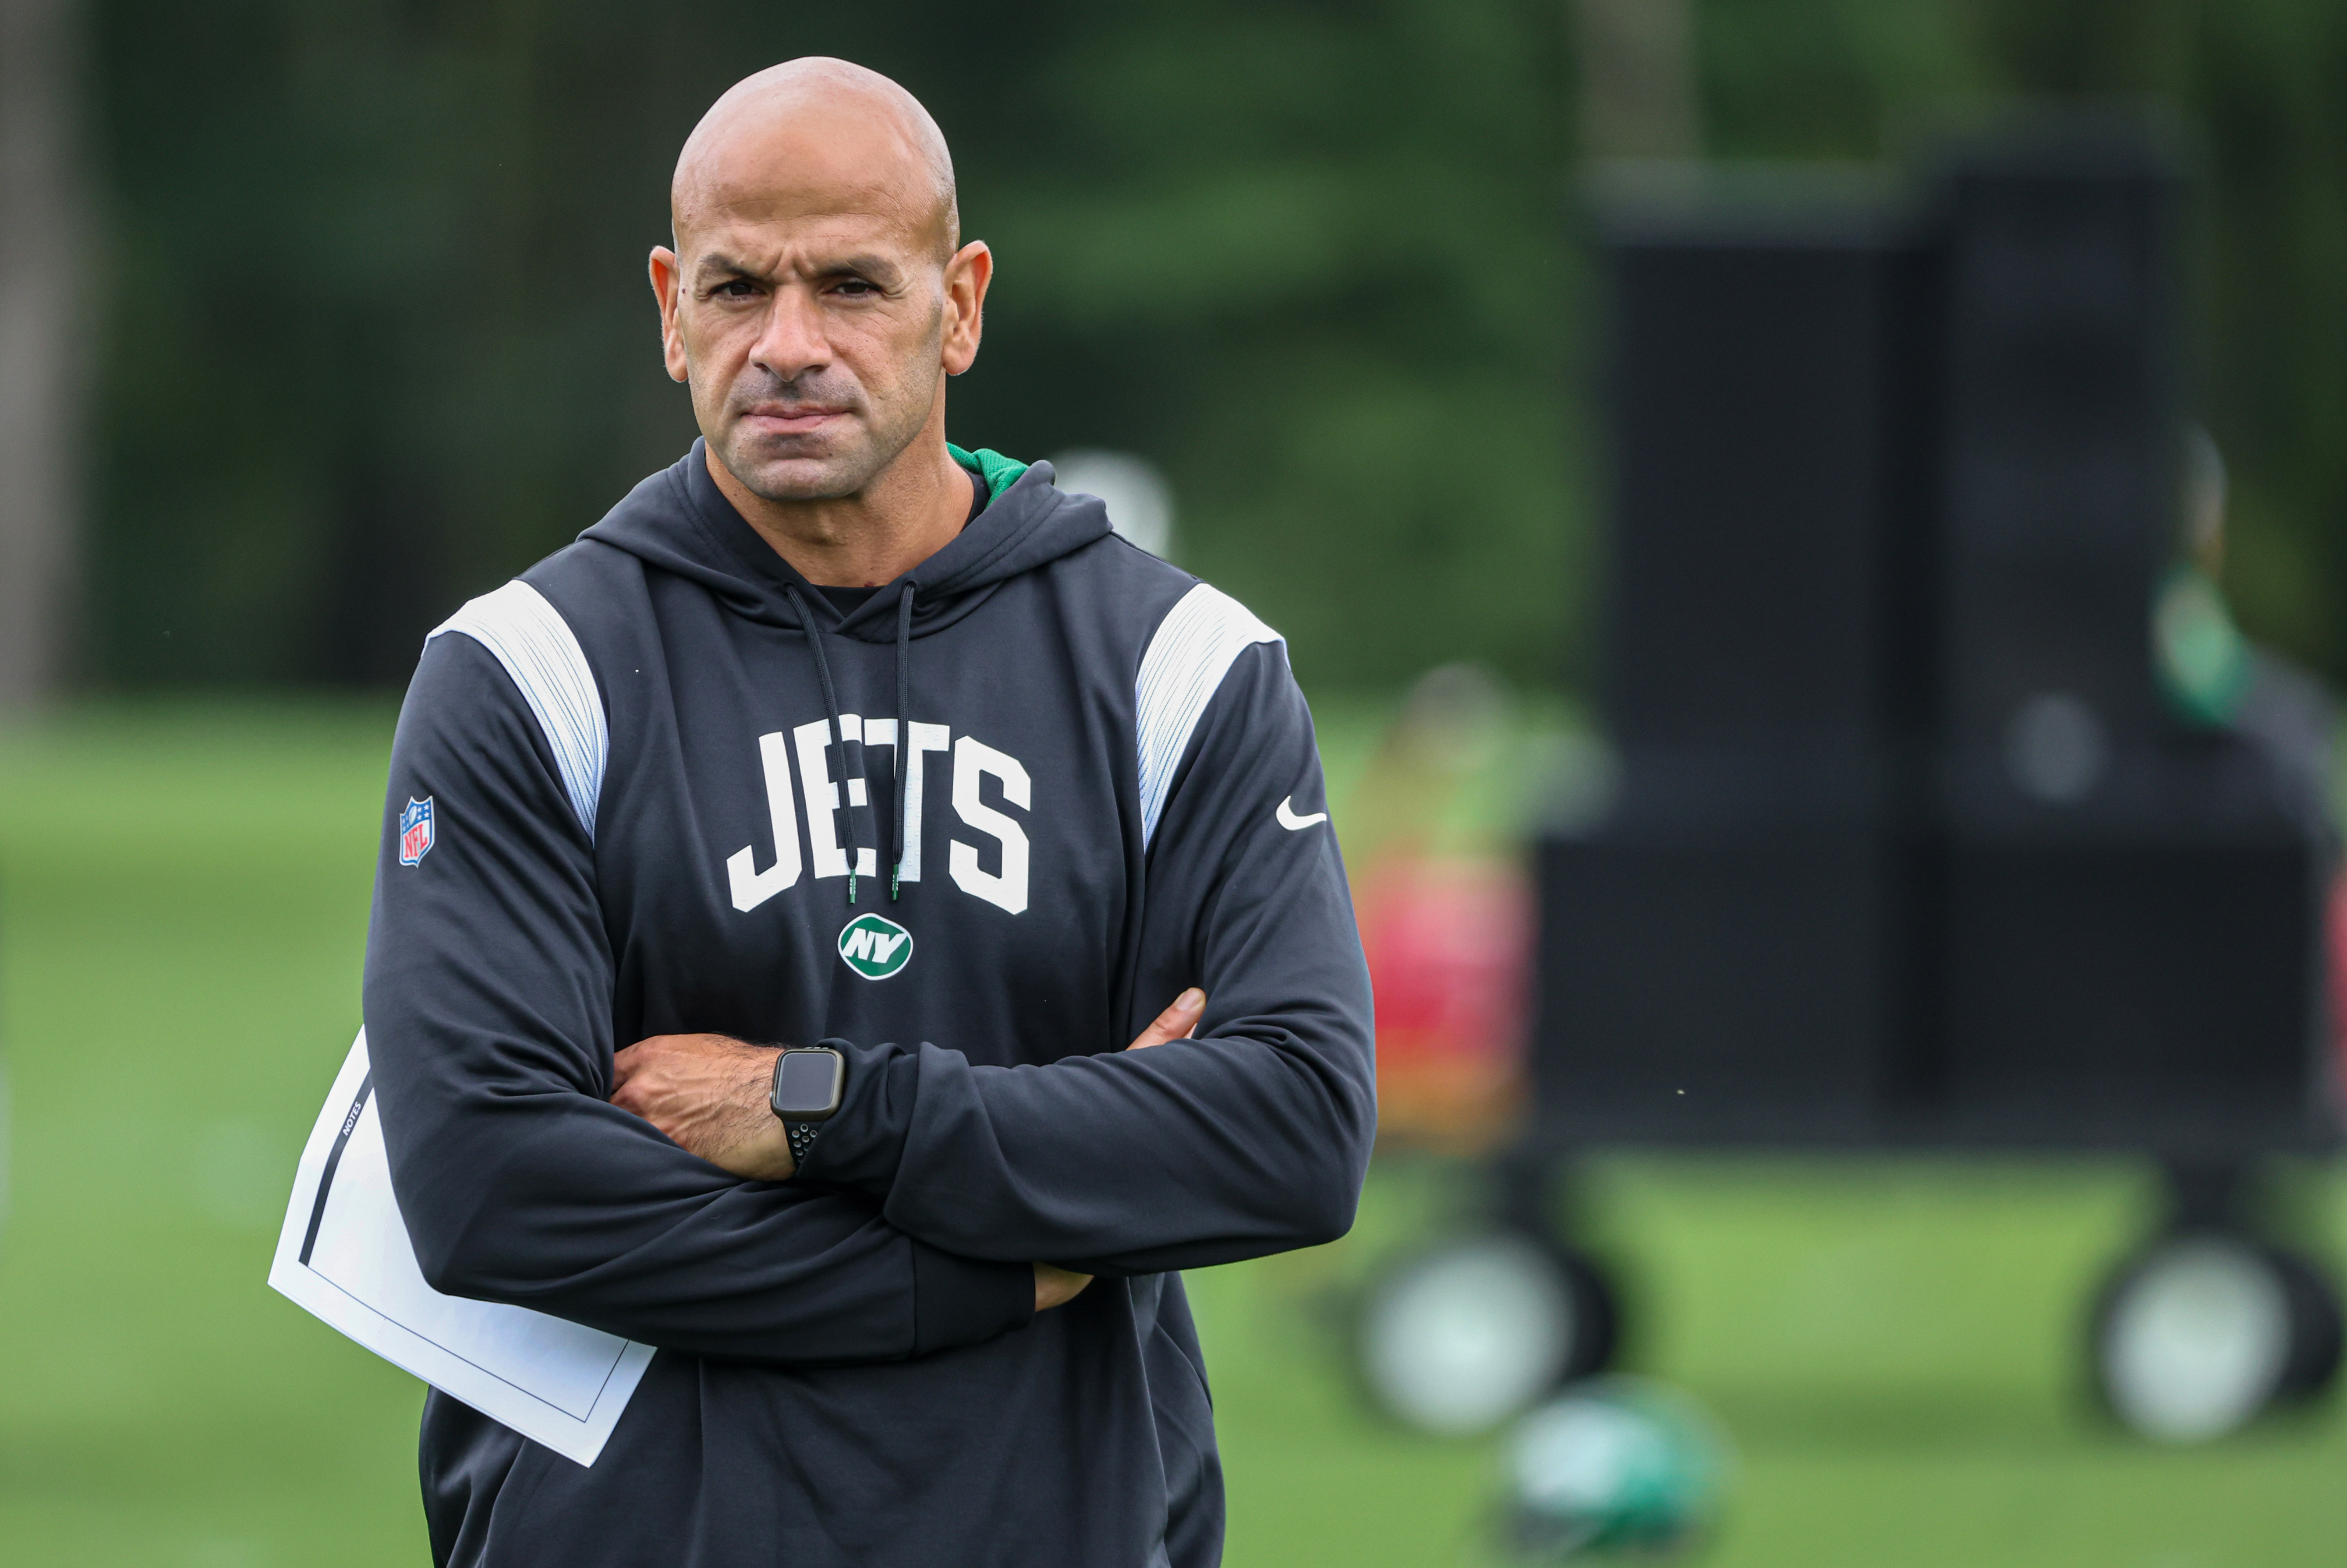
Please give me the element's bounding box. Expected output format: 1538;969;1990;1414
773;1050;843;1118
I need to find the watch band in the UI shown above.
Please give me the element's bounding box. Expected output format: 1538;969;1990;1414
787;1119;823;1167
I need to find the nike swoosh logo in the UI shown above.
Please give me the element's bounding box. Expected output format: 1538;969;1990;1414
1276;797;1328;831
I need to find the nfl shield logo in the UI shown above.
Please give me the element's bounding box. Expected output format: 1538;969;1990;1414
399;797;436;865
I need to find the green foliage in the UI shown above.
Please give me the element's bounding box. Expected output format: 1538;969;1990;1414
972;2;1583;692
73;0;2347;693
80;0;1579;692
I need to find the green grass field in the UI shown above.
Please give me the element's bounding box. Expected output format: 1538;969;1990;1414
1;702;2342;1567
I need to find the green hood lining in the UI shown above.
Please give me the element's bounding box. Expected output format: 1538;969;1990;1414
948;444;1030;501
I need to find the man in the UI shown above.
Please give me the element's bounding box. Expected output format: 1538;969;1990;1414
365;57;1376;1568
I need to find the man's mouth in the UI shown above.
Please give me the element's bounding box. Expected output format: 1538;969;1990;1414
741;405;849;434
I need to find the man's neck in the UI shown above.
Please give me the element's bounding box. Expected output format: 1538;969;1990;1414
706;432;974;590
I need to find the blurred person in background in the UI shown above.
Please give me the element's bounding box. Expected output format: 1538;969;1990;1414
361;57;1374;1568
2156;425;2335;837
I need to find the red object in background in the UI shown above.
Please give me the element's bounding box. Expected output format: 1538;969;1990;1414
1354;856;1531;1149
2327;870;2347;1114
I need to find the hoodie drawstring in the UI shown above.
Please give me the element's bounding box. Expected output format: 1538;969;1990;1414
783;585;864;905
891;583;916;901
783;582;919;907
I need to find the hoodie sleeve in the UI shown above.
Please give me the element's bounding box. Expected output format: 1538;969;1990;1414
364;628;1035;1362
805;640;1378;1275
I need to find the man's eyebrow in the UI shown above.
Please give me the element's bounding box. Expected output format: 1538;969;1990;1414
691;251;767;282
814;253;906;285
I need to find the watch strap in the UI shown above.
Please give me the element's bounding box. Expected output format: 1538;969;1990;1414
786;1119;823;1167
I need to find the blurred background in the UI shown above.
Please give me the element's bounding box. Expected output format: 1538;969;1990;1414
4;0;2346;1564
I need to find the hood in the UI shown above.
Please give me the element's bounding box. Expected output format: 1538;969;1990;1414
578;439;1113;642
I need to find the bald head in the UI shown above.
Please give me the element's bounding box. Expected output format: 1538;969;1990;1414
649;58;993;520
672;58;958;263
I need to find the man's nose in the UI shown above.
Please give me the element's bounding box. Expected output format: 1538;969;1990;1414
749;286;831;384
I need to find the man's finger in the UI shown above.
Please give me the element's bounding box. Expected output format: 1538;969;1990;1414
1034;1263;1094;1312
611;1034;676;1078
1126;988;1205;1051
611;1033;697;1094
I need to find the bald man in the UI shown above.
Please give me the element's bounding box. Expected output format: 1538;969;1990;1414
361;58;1374;1568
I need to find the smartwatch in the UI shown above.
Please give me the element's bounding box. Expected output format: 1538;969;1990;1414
770;1045;845;1168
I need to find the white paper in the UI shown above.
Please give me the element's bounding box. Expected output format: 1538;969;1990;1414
269;1030;655;1466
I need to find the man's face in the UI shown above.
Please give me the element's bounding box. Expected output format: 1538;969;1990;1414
654;178;958;503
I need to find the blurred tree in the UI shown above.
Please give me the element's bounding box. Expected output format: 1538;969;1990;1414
80;0;1579;692
1575;0;1701;158
2155;3;2347;680
975;2;1582;692
0;0;81;708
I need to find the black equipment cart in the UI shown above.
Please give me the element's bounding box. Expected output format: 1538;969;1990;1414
1355;118;2343;1444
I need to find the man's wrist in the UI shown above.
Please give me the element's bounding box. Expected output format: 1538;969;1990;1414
770;1039;918;1199
770;1044;847;1176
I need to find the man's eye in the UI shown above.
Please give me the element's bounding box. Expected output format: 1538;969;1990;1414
715;280;759;299
832;279;878;298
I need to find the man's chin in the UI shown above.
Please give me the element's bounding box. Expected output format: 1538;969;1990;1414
716;440;874;505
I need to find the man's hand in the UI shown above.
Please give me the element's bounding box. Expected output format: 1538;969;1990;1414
612;1034;796;1181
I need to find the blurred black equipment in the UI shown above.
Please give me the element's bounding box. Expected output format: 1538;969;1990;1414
1540;181;1920;1145
1355;118;2343;1444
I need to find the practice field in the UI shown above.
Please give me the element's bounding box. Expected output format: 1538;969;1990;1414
0;703;2340;1567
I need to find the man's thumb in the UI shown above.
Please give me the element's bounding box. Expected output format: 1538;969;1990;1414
1127;987;1205;1051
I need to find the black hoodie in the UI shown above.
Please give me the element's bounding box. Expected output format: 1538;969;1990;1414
362;442;1377;1568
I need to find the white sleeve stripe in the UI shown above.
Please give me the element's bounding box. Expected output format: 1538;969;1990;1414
427;581;608;841
1136;583;1282;850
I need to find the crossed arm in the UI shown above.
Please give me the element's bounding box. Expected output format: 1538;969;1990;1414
371;632;1372;1367
608;988;1209;1313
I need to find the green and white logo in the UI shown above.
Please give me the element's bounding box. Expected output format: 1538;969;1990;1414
836;913;914;980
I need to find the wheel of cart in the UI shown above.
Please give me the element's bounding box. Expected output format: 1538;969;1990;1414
2088;1162;2343;1441
1355;1226;1619;1435
1352;1134;1625;1437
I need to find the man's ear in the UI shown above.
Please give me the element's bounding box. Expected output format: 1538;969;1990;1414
942;240;992;377
648;246;690;384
